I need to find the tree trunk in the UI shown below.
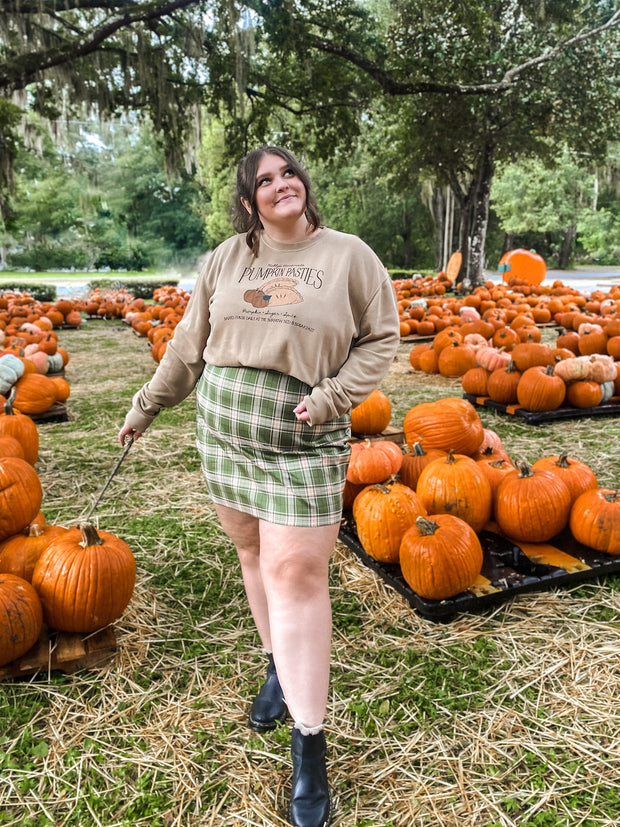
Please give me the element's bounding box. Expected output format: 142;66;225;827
466;141;495;289
558;225;576;269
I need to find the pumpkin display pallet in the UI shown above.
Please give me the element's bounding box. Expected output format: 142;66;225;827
339;513;620;622
463;393;620;424
0;624;117;681
350;426;405;444
30;402;69;424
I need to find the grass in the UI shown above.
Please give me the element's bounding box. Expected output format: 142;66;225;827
1;322;620;826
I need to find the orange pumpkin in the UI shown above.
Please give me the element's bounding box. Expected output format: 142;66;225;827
403;397;484;455
416;449;492;532
494;459;572;542
399;514;483;600
347;439;403;485
353;481;427;564
350;389;391;436
0;573;43;667
31;522;136;633
569;489;620;555
0;457;43;542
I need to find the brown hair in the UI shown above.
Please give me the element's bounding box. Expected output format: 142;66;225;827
232;146;321;255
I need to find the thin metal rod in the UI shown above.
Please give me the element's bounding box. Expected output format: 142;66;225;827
82;436;134;522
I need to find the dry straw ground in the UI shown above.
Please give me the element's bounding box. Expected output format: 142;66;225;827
1;322;620;827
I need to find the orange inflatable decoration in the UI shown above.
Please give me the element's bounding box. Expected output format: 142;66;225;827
499;248;546;286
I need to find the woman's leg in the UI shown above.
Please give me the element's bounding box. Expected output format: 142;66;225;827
213;503;271;650
258;521;340;728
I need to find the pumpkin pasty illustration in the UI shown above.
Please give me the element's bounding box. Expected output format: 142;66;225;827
243;278;303;308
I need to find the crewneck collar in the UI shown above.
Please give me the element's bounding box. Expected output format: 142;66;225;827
260;227;328;253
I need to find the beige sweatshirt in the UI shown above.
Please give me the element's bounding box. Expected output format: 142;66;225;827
125;227;400;430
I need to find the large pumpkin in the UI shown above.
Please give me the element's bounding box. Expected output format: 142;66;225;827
399;514;484;600
403;397;484;455
0;573;43;667
12;373;57;415
353;481;427;564
0;456;43;542
31;522;136;633
569;489;620;555
350;389;392;436
416;449;492;532
494;459;572;542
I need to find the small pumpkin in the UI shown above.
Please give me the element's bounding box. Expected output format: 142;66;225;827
0;456;43;542
415;449;492;532
398;442;447;490
0;390;39;464
0;573;43;667
350;389;392;436
494;459;572;542
399;514;484;600
353;481;427;564
569;489;620;555
517;365;566;411
347;439;403;485
0;522;67;582
565;380;602;408
486;360;522;405
31;522;136;633
531;453;597;505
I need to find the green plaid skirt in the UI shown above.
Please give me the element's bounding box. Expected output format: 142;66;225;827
195;365;351;526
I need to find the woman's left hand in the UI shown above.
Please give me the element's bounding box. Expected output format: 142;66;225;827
293;401;310;422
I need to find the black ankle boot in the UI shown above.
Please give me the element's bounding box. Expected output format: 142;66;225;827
289;727;333;827
248;653;288;732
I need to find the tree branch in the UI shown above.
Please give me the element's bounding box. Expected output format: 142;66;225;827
309;9;620;96
0;0;200;92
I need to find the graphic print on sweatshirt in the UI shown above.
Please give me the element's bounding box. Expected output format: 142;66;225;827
243;277;303;308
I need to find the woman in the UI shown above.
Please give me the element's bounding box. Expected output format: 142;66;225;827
119;146;399;827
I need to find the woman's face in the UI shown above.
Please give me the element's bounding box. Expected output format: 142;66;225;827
245;153;307;234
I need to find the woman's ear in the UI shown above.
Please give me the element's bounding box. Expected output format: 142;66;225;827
241;197;252;215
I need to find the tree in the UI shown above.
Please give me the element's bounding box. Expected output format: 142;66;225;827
229;0;620;285
491;148;596;268
0;0;208;241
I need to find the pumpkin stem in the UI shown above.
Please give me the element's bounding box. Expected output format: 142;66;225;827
555;453;571;468
515;459;533;477
4;388;16;416
25;523;45;537
415;515;440;535
446;448;456;464
489;458;509;469
412;442;427;457
78;522;105;548
603;490;620;503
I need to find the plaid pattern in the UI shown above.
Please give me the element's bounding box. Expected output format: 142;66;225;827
195;365;351;526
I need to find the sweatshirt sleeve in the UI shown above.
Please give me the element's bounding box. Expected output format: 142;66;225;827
123;263;213;433
302;272;400;426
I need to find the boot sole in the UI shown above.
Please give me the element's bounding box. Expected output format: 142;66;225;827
247;709;288;732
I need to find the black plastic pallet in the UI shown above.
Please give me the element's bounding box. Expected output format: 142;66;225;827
339;513;620;622
463;393;620;424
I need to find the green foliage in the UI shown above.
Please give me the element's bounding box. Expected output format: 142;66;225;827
0;282;56;301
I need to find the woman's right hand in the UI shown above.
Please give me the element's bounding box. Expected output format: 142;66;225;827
118;423;143;446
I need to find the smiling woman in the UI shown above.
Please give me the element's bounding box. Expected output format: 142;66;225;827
118;144;400;827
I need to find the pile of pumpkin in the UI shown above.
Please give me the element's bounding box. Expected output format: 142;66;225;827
75;285;190;363
397;277;620;338
0;292;83;330
409;312;620;412
0;420;136;668
345;391;619;601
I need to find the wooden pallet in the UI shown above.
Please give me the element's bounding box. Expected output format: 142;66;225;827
30;402;69;424
349;426;405;444
0;624;117;680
